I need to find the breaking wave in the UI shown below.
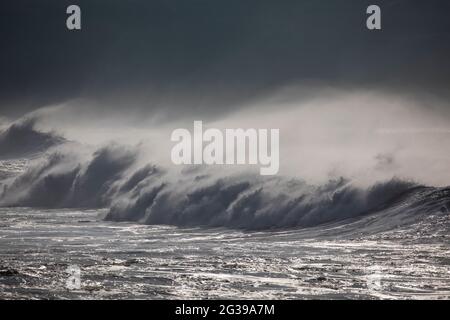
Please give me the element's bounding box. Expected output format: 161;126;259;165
0;117;66;160
0;136;448;231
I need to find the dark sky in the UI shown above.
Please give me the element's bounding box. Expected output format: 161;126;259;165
1;0;450;118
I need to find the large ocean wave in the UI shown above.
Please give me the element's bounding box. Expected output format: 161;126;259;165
0;118;65;160
0;120;449;231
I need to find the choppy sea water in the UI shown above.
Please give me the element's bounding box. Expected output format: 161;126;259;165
0;208;449;300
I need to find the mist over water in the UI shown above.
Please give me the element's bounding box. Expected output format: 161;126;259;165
7;87;450;184
0;88;449;231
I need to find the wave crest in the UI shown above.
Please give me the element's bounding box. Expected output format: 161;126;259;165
0;118;65;160
1;143;442;231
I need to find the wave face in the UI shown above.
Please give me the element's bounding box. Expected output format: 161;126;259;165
105;175;449;231
0;145;134;208
1;139;448;231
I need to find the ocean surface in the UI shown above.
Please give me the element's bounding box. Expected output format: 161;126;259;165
0;206;449;299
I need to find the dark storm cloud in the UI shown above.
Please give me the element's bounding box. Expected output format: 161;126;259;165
1;0;450;118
